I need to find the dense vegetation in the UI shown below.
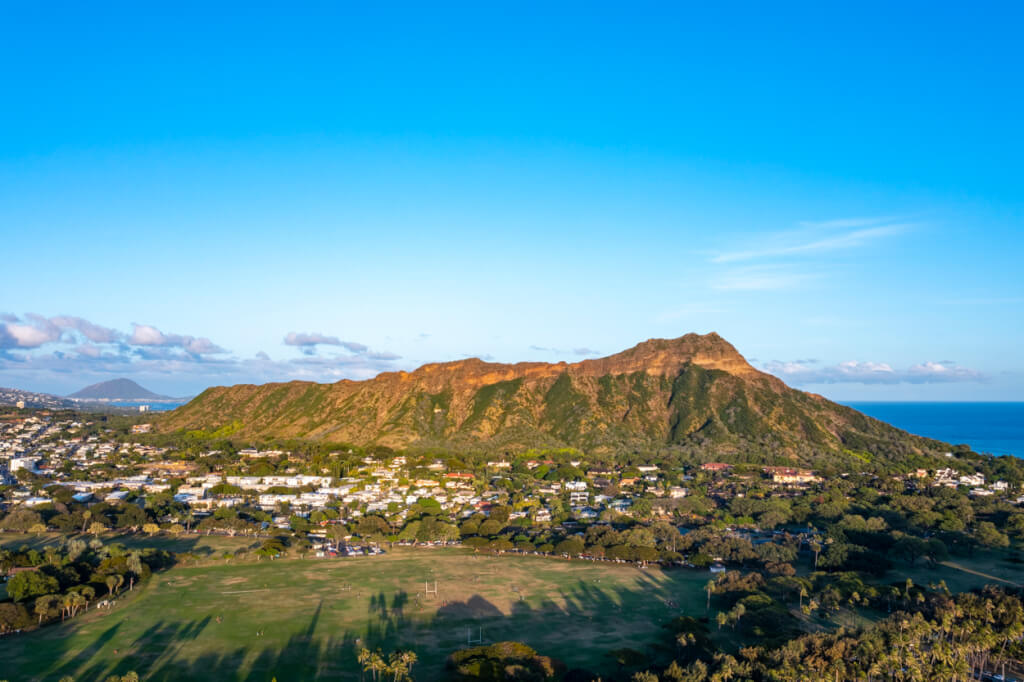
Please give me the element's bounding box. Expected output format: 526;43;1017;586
3;440;1024;679
0;538;171;634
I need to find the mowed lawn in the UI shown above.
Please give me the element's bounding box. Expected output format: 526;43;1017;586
2;548;711;681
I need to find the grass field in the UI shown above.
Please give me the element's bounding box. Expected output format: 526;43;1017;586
2;548;712;681
897;549;1024;593
3;534;1019;682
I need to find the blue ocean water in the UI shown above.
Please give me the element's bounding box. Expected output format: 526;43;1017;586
107;400;187;412
844;402;1024;458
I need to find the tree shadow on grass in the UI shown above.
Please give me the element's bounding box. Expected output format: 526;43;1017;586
44;621;122;680
15;560;709;681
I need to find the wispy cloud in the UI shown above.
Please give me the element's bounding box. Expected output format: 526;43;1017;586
938;296;1024;306
529;345;601;357
763;358;984;385
796;217;901;230
711;265;817;291
711;217;910;264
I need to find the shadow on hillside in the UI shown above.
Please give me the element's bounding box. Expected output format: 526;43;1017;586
25;561;698;681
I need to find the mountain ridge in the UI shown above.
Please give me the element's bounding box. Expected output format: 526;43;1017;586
338;332;769;392
159;333;948;467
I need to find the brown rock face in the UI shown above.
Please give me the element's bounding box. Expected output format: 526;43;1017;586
572;333;766;380
158;332;945;464
373;332;765;392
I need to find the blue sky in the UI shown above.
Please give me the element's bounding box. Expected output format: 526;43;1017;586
1;2;1022;399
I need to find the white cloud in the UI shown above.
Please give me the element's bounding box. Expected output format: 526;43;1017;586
128;324;166;346
0;320;61;348
0;314;407;392
284;332;374;356
128;323;226;355
50;316;121;343
74;344;103;358
284;332;342;348
763;358;984;385
906;361;983;381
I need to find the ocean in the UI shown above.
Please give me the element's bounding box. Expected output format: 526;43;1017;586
107;400;188;412
844;402;1024;458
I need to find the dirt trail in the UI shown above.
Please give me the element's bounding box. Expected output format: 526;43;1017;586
939;561;1022;587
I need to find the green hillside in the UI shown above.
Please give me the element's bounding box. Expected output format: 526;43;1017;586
159;333;949;468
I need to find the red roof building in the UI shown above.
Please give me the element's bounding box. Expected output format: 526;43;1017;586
701;462;732;472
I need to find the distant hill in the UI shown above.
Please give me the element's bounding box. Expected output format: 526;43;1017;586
0;386;76;409
69;378;170;401
160;332;951;469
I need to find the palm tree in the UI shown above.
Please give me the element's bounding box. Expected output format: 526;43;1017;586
397;651;417;681
35;594;60;624
386;653;407;682
711;653;740;681
705;580;715;611
127;553;143;590
370;652;388;682
357;648;387;682
106;574;121;597
357;647;372;682
77;585;96;611
67;591;87;618
61;593;73;621
731;603;746;630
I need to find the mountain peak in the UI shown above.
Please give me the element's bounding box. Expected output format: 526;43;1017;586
575;332;762;379
68;378;169;401
370;333;761;393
